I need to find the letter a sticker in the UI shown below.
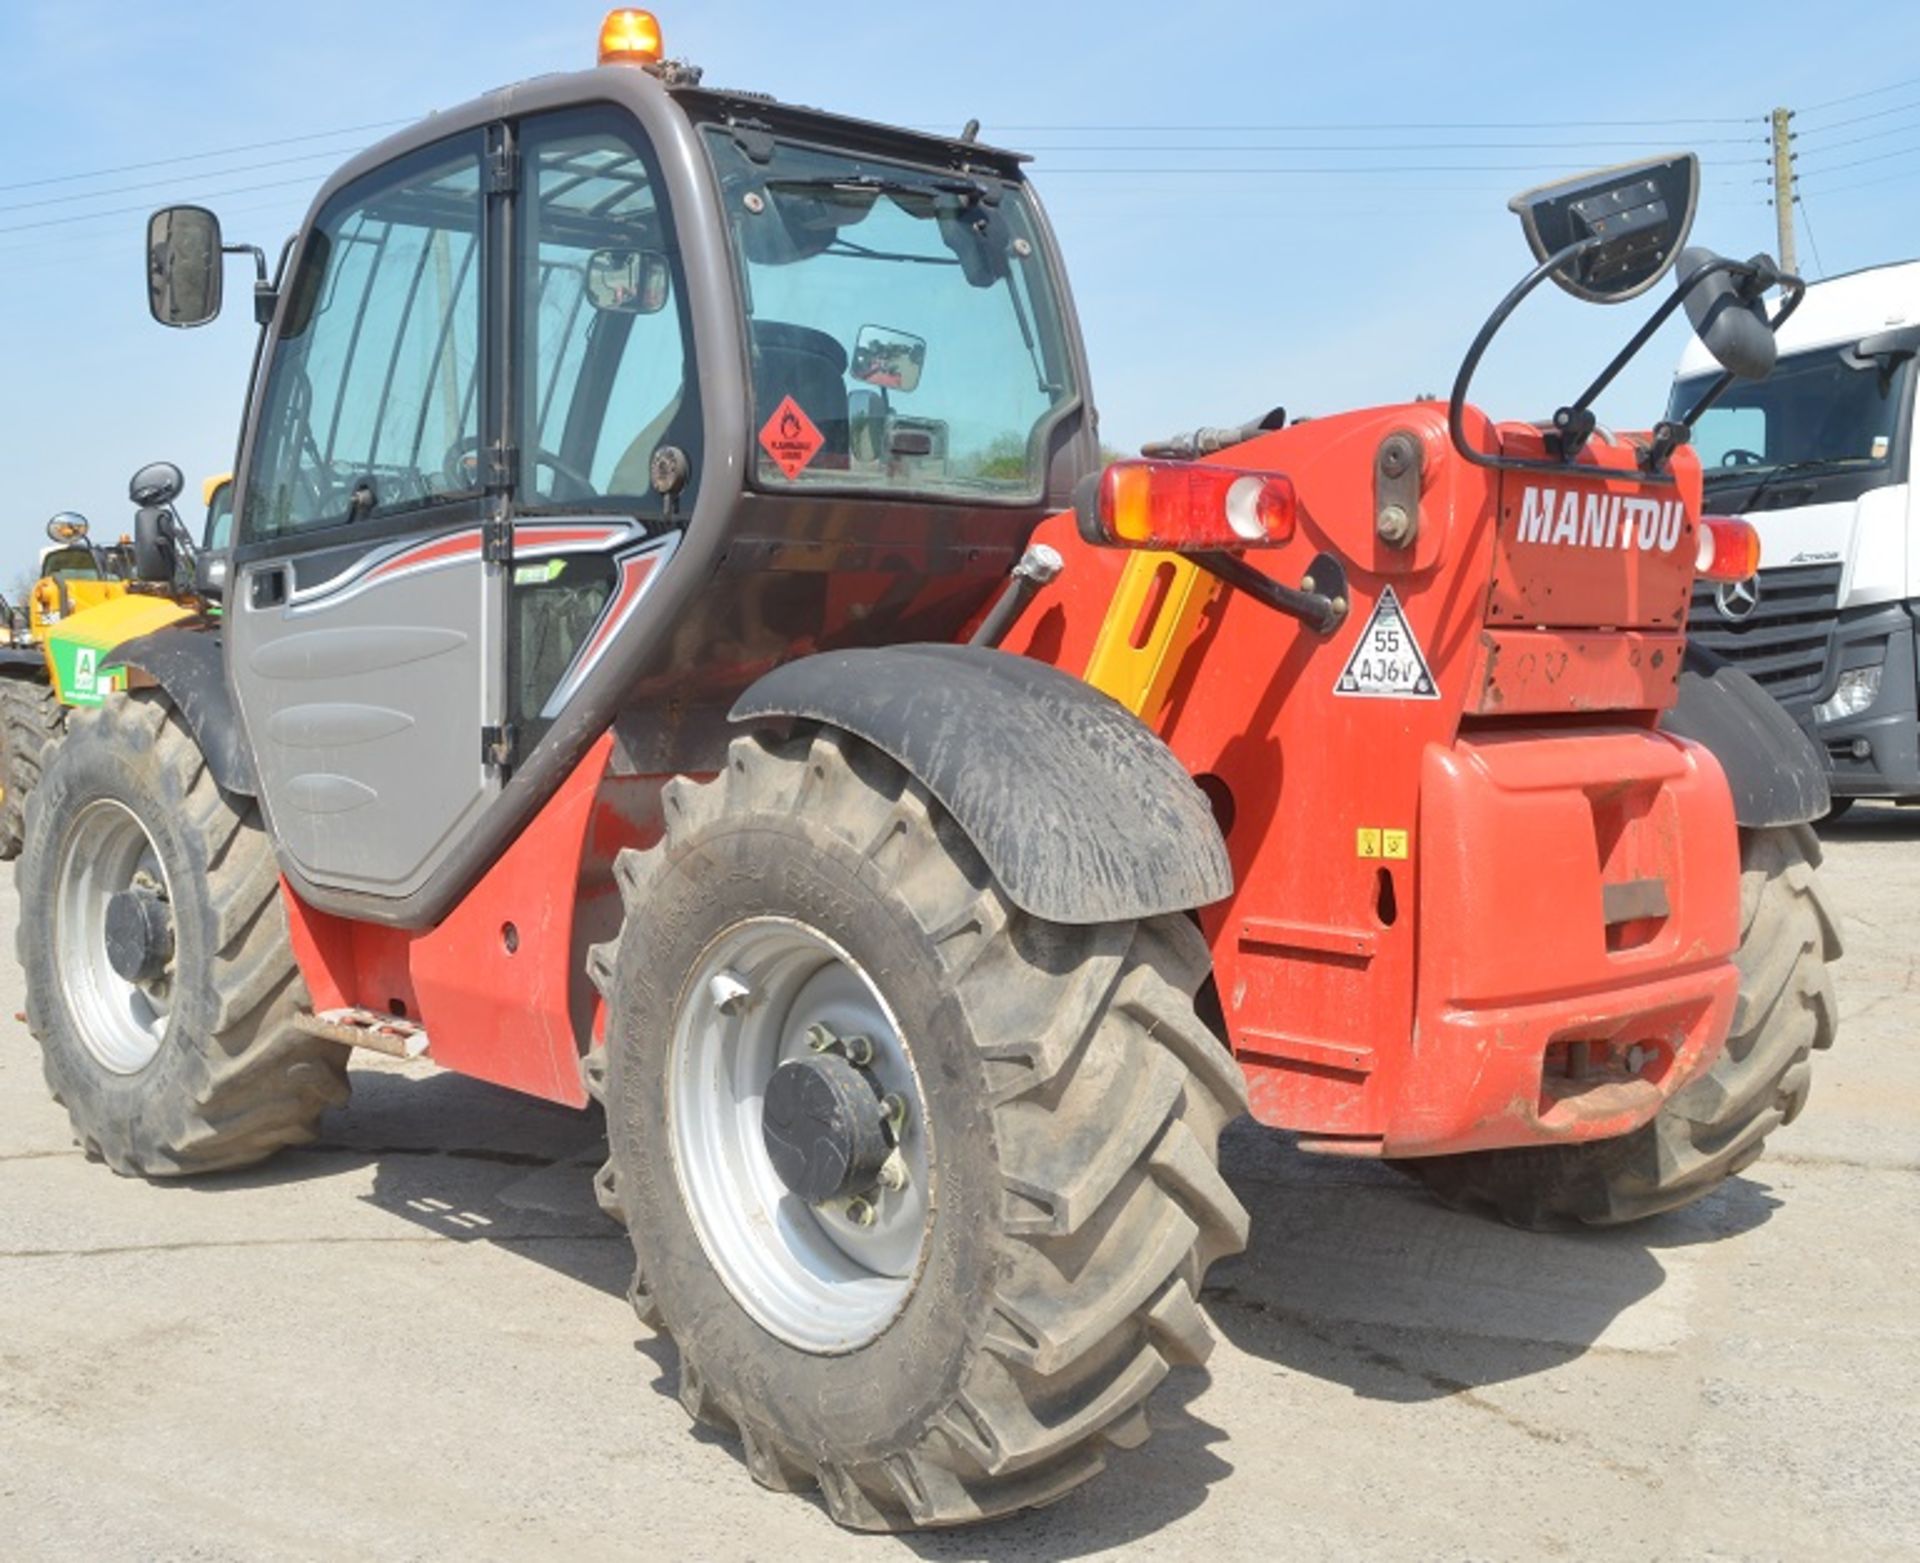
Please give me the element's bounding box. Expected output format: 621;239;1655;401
1333;586;1438;699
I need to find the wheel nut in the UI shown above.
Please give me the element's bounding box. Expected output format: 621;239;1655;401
876;1150;908;1191
846;1196;877;1227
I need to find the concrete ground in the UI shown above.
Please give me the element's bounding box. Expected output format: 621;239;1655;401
1;814;1915;1563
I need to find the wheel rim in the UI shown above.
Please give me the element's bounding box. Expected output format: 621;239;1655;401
54;798;175;1075
668;917;932;1354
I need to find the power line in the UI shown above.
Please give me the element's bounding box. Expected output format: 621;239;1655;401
0;118;413;196
1788;112;1920;155
1801;74;1920;116
1034;163;1759;176
0;175;321;237
0;147;353;217
1797;137;1920;177
1789;97;1920;136
1795;163;1920;198
1796;193;1828;278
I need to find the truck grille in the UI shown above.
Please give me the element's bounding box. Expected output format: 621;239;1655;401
1686;562;1842;712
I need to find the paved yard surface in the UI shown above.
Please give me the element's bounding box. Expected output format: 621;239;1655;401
2;814;1915;1562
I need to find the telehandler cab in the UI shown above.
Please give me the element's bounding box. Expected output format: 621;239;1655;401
21;10;1837;1532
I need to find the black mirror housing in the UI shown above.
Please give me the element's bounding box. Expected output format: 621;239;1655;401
132;506;178;584
1511;154;1699;303
147;205;224;327
1679;247;1778;380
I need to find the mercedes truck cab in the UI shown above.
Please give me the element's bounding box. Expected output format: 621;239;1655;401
1678;258;1920;808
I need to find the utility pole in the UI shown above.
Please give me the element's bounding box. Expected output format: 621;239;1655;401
1770;106;1798;274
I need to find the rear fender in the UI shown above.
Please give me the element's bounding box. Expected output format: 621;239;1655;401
731;645;1233;926
1660;644;1829;827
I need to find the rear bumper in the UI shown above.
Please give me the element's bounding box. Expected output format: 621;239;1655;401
1383;726;1741;1156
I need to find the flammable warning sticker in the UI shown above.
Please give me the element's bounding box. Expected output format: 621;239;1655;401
759;395;825;479
1334;585;1438;699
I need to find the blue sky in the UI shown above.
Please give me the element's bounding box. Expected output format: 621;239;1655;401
1;1;1915;573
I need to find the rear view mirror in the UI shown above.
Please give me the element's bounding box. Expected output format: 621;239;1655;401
129;461;186;507
1678;247;1778;380
586;248;671;314
852;324;927;393
46;512;89;543
1510;154;1699;303
147;205;224;327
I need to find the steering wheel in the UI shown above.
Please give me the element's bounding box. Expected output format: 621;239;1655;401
442;437;595;500
1720;448;1766;468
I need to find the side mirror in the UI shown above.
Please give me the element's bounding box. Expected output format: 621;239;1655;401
1510;154;1699;303
147;205;224;327
586;248;671;314
1846;323;1920;372
46;512;90;544
852;324;928;393
1678;247;1778;380
129;460;186;508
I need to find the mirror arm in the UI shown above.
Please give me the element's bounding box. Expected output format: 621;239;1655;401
1449;237;1597;470
224;242;278;326
1648;268;1811;473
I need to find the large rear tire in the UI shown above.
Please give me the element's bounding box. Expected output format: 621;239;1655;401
1404;825;1841;1227
588;726;1248;1530
19;689;349;1175
0;677;65;860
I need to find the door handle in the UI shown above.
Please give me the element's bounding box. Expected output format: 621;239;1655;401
249;566;289;609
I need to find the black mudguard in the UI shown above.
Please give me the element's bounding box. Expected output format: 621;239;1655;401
110;618;257;797
1661;644;1829;827
732;644;1234;926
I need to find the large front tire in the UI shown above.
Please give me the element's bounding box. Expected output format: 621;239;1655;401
19;689;349;1175
589;727;1248;1530
1405;825;1841;1227
0;677;65;860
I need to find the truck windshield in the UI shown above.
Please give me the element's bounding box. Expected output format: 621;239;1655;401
1675;346;1911;490
702;130;1077;503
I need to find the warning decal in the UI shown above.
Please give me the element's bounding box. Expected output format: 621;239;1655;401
1333;586;1438;699
759;395;825;479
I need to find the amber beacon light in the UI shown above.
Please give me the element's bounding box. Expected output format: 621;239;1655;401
599;9;665;66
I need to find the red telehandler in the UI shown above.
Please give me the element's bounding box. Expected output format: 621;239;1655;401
19;10;1837;1532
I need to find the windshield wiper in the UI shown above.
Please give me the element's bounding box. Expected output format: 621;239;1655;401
1711;457;1855;514
1703;456;1854;485
765;173;992;206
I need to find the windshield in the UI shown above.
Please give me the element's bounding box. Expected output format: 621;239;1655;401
1674;345;1912;487
702;130;1077;503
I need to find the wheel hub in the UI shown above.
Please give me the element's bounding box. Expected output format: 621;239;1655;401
104;888;173;985
761;1051;892;1206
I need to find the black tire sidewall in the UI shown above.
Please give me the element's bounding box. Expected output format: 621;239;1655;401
608;815;1004;1464
24;709;227;1148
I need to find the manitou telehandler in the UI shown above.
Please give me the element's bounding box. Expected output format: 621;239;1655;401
20;10;1838;1532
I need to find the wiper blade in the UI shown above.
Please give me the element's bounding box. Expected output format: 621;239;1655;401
1703;456;1851;484
765;173;991;205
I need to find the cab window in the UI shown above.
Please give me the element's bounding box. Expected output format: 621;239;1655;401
244;137;485;540
508;109;699;744
518;109;700;512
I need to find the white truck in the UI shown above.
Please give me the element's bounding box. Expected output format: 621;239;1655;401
1677;257;1920;812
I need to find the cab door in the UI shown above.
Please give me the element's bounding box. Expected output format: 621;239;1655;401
227;131;503;901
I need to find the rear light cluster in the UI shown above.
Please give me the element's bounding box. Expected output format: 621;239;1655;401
1080;460;1297;553
1695;515;1762;582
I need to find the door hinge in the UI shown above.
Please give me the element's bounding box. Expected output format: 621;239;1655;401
482;723;518;769
486;143;518;194
483;440;517;492
482;510;514;564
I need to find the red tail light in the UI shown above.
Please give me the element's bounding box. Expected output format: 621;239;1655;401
1080;460;1297;552
1695;515;1762;582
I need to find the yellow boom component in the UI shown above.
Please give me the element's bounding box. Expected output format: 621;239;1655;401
1082;551;1222;722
